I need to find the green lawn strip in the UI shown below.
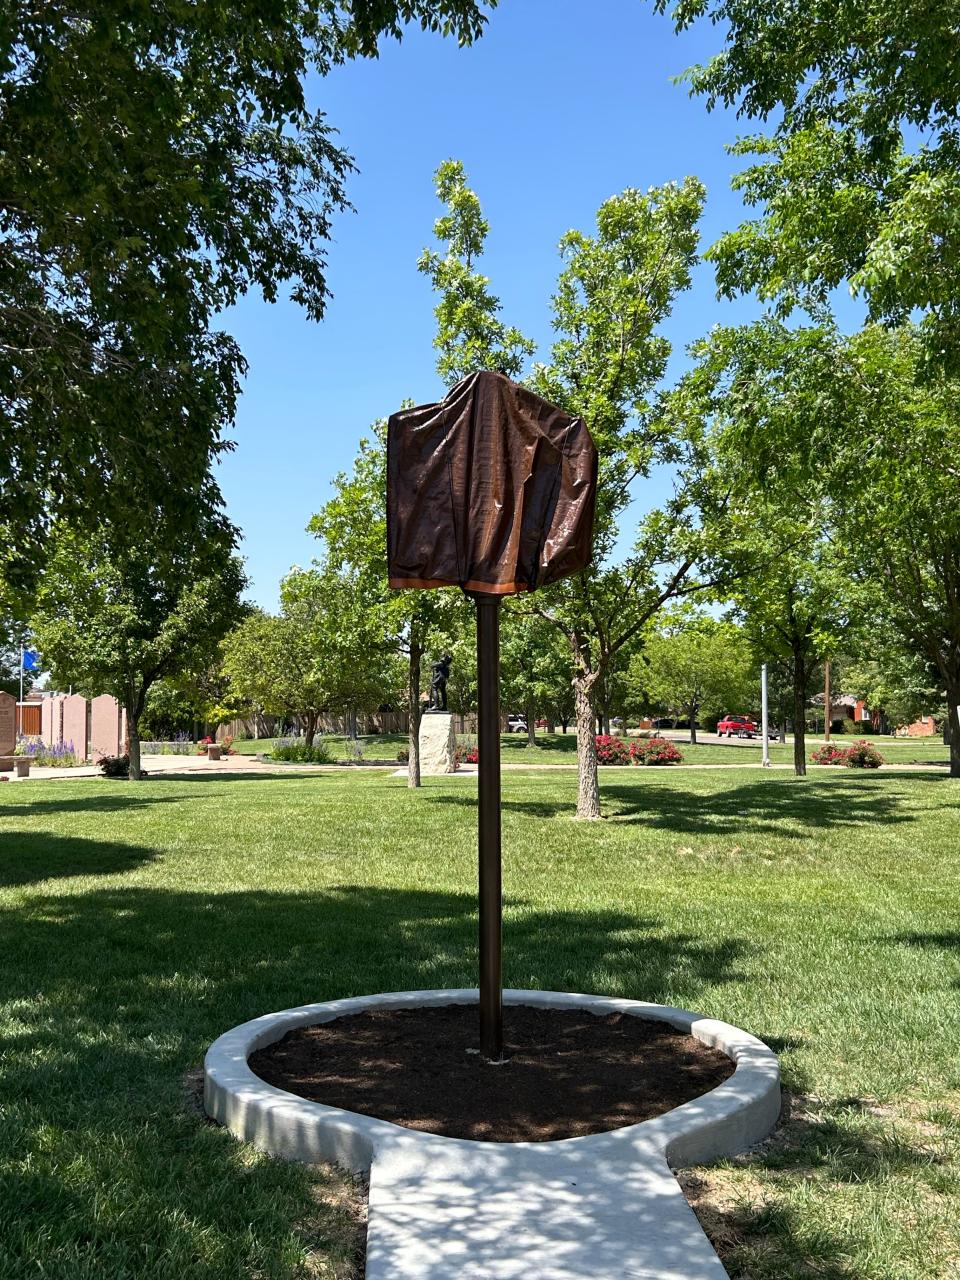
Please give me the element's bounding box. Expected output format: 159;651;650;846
232;731;951;768
1;768;958;1277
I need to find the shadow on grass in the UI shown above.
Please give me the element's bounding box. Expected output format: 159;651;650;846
0;874;792;1274
0;831;160;888
425;775;924;834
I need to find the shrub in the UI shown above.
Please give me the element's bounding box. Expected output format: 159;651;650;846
630;737;684;766
344;737;365;762
397;746;410;763
811;740;884;768
270;737;332;764
843;739;884;769
595;735;631;765
831;717;859;735
97;754;148;778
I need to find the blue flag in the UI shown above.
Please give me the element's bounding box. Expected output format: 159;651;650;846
22;649;39;672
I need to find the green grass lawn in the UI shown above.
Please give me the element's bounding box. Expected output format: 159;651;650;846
2;768;959;1277
231;730;951;768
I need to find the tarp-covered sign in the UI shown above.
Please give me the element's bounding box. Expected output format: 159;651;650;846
387;370;596;595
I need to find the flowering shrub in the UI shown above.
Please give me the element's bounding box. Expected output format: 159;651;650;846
811;740;884;768
14;735;79;767
630;737;684;766
843;739;884;768
595;735;631;765
271;737;332;764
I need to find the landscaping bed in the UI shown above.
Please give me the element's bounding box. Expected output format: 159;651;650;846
249;1003;734;1141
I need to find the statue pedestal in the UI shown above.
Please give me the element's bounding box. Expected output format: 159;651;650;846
418;712;457;775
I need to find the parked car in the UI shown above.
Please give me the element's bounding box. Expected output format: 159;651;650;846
506;715;528;733
717;715;758;738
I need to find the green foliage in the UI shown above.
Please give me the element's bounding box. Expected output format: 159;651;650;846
270;738;333;764
418;160;712;814
418;159;535;385
629;609;755;729
222;564;396;743
30;522;246;778
658;0;960;362
0;2;494;582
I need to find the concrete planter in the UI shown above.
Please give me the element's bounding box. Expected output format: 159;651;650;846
205;988;781;1280
206;744;222;761
14;758;30;777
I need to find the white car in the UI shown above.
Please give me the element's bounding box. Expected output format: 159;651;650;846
507;715;528;733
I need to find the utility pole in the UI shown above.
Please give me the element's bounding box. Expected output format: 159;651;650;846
824;659;831;742
761;663;771;768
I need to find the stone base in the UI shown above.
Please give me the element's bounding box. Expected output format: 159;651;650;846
418;712;456;775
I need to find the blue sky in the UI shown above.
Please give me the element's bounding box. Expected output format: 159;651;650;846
217;0;837;607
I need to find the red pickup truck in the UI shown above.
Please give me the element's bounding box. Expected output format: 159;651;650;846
717;716;758;738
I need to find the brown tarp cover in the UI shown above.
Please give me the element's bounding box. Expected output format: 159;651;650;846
387;370;597;595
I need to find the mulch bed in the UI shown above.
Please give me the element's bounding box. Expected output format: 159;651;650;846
249;1004;735;1142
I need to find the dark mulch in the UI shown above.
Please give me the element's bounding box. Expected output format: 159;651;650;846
249;1004;735;1142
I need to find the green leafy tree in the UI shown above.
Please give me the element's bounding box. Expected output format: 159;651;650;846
0;2;494;585
309;427;462;785
223;565;393;745
31;524;246;778
421;160;709;816
658;0;960;363
670;318;856;773
633;609;755;743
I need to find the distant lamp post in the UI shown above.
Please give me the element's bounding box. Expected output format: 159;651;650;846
761;663;771;768
387;370;597;1061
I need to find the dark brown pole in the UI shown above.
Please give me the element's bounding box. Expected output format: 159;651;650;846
474;593;503;1062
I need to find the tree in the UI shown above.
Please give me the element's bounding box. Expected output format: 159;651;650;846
309;427;462;786
669;318;856;774
499;610;574;746
222;565;393;745
31;524;246;778
634;610;755;743
657;0;960;364
0;2;494;584
421;160;709;816
822;327;960;774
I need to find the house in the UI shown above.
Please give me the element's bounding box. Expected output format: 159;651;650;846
817;692;936;737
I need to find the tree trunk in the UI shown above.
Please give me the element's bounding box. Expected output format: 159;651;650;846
546;717;556;733
526;697;536;747
574;674;601;819
946;687;960;779
304;710;317;747
792;649;807;777
778;721;787;744
408;644;422;788
125;699;142;781
559;717;569;734
346;707;358;740
689;703;698;745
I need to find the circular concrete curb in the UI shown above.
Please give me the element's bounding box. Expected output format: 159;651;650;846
204;989;780;1172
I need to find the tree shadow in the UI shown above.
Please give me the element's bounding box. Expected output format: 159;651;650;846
0;831;160;888
425;775;922;835
0;875;773;1274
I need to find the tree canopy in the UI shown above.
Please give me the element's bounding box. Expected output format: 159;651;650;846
0;2;495;583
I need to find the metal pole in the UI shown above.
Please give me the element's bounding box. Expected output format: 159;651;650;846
474;594;503;1062
761;663;771;768
823;659;831;742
